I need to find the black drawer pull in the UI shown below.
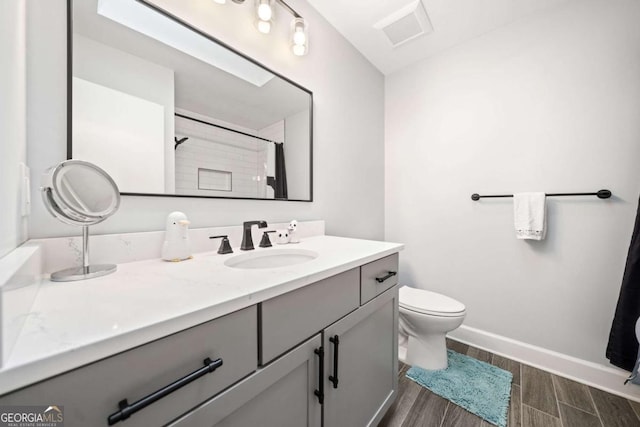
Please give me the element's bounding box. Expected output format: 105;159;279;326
314;347;324;404
329;335;339;389
375;271;397;283
107;357;223;425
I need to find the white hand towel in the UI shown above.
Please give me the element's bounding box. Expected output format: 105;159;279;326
513;192;547;240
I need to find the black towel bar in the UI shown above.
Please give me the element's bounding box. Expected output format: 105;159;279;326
471;189;611;201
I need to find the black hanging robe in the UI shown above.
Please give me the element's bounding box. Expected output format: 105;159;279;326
607;197;640;371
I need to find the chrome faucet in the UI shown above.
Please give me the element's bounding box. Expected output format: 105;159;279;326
241;220;268;250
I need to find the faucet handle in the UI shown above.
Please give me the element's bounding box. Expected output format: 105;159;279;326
210;235;233;254
259;230;277;248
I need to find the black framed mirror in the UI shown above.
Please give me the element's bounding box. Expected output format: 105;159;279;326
68;0;313;201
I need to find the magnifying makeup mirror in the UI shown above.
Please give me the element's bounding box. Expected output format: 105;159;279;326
41;160;121;281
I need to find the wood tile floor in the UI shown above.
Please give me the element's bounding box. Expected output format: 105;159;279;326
379;338;640;427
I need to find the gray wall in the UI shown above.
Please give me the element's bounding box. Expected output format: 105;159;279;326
385;0;640;366
27;0;385;240
0;0;27;258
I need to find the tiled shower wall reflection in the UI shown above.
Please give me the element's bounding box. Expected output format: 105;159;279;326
174;115;274;198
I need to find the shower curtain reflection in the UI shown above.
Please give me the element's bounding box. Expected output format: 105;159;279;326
274;142;288;200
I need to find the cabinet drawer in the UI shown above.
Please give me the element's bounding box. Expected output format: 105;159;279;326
261;268;360;365
0;306;257;427
170;334;322;427
360;254;399;305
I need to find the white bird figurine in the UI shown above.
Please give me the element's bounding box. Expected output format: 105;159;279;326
288;220;300;243
162;211;192;261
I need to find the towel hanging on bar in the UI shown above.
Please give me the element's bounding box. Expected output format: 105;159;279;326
513;193;547;240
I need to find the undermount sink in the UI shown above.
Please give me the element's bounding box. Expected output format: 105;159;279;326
224;248;319;269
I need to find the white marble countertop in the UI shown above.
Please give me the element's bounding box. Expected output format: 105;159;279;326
0;235;402;395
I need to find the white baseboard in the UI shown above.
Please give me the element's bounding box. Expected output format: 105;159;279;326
448;325;640;402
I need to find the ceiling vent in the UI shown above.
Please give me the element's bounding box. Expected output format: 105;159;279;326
373;1;433;48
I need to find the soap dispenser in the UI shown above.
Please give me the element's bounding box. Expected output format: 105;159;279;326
162;212;192;261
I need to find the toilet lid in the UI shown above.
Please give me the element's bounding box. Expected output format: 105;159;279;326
399;286;466;316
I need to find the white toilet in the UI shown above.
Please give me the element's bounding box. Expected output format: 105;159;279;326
398;286;466;370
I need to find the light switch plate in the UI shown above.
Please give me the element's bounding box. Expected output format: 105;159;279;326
19;162;30;217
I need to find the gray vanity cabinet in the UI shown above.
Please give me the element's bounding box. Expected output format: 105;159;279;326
170;334;322;427
0;306;257;427
324;286;399;427
204;262;397;427
0;253;400;427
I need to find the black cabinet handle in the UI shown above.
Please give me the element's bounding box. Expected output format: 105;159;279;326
314;347;324;404
329;335;340;389
375;271;397;283
107;357;223;425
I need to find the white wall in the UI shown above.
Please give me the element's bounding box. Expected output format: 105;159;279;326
73;77;166;193
386;0;640;366
285;110;312;201
0;0;28;258
73;35;175;193
26;0;384;240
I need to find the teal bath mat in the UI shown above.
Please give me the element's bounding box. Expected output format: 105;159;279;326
406;350;512;427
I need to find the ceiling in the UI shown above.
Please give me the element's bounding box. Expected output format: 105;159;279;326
73;0;310;130
307;0;574;75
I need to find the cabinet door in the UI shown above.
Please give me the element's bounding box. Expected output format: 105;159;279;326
170;334;322;427
324;286;398;427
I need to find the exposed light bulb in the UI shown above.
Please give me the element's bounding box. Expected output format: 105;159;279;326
293;27;306;45
292;44;306;56
290;18;308;56
257;1;272;21
257;19;271;34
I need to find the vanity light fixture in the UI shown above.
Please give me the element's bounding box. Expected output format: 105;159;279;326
256;19;272;34
290;17;308;56
256;0;273;21
255;0;274;34
215;0;309;56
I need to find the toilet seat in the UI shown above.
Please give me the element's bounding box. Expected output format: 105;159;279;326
399;286;466;317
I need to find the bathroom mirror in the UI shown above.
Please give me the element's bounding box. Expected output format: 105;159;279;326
68;0;313;201
42;160;121;281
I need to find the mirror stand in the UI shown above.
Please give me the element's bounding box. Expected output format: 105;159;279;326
51;226;117;282
42;160;121;282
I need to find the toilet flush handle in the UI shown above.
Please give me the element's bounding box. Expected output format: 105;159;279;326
375;271;397;283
